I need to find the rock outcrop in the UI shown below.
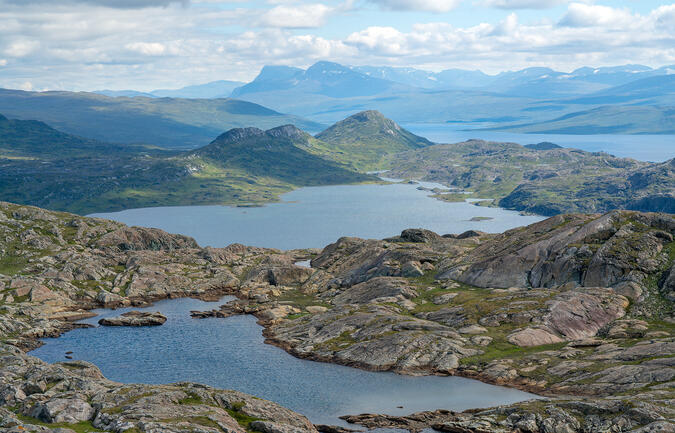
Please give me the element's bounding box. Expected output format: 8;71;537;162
0;202;672;433
98;311;167;327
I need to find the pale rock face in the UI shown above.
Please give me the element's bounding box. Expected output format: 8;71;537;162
257;305;301;322
29;285;57;302
508;327;564;347
432;292;458;305
95;290;125;307
401;261;424;277
30;398;95;423
98;311;167;327
506;288;628;347
458;325;487;335
331;277;418;305
440;212;675;291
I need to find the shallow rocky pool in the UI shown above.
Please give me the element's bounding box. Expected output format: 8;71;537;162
31;296;540;426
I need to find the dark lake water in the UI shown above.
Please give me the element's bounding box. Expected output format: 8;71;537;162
31;296;539;425
90;180;544;250
404;123;675;162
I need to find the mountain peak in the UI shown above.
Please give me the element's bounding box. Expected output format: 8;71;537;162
315;111;433;169
212;127;265;144
350;110;387;122
307;61;350;73
256;65;303;82
0;113;7;122
266;124;308;140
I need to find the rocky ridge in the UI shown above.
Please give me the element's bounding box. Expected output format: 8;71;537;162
0;201;673;432
386;139;675;216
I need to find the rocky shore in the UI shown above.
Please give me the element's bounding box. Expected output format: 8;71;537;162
0;201;673;432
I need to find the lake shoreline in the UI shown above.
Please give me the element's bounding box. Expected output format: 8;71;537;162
3;201;672;433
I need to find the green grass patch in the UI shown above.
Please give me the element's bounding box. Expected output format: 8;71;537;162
225;401;263;432
276;289;330;308
16;414;105;432
178;392;204;405
460;339;567;365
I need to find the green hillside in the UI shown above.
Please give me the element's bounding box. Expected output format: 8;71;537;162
386;139;674;215
192;125;373;185
0;113;155;158
0;89;323;149
489;105;675;134
0;114;373;214
312;110;433;170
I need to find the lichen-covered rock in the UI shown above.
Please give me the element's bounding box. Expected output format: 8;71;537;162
98;311;167;327
0;203;672;433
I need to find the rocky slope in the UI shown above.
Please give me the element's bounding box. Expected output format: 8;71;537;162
386;139;674;215
191;124;374;185
0;202;673;432
312;110;433;170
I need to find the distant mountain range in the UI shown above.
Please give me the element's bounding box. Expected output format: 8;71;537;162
0;88;321;149
224;62;675;126
4;62;674;139
96;80;244;99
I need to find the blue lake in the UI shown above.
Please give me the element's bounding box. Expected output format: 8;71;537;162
31;296;539;425
60;179;546;424
404;123;675;162
90;180;544;250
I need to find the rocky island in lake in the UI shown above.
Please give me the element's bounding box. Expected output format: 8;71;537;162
0;201;672;432
98;311;167;327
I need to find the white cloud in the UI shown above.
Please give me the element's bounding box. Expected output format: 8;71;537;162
4;40;40;57
0;0;673;91
368;0;461;13
343;3;675;72
480;0;568;9
125;42;167;56
0;0;188;8
18;81;33;91
258;4;335;28
0;59;7;66
559;3;634;28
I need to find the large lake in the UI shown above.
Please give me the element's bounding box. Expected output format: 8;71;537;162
31;296;539;425
404;123;675;162
91;180;544;250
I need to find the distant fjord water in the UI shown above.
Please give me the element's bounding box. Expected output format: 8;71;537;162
403;123;675;162
90;180;544;250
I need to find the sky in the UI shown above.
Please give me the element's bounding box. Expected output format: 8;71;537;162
0;0;673;92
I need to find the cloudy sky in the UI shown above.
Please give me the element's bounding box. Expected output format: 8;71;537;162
0;0;673;91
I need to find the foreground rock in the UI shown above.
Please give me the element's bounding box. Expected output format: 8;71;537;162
98;311;168;327
0;201;673;432
0;344;317;433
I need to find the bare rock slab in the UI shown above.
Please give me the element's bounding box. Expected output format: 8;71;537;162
98;311;167;327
